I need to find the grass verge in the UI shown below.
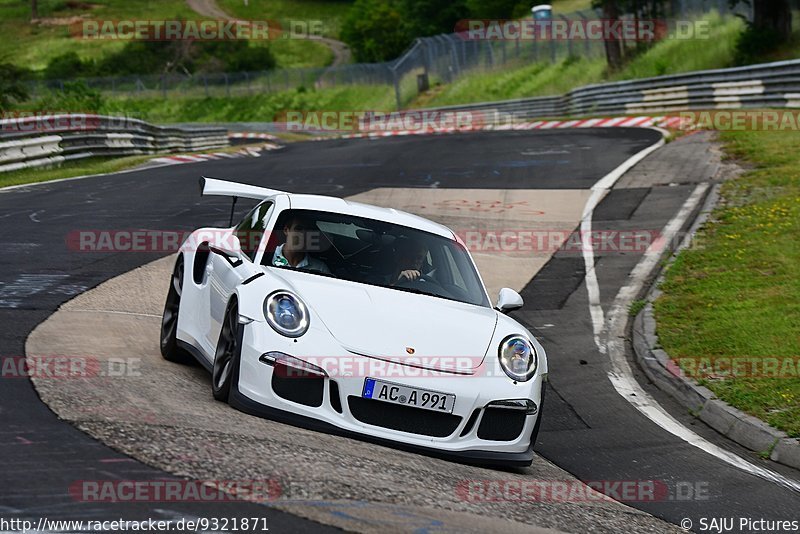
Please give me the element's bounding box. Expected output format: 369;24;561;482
654;129;800;438
0;0;194;71
101;85;396;123
416;11;744;107
0;155;157;189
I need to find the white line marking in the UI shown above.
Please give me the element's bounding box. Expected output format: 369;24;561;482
580;133;666;348
604;183;800;494
68;309;162;319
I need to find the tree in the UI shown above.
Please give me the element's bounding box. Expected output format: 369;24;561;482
752;0;791;42
403;0;467;37
31;0;38;20
731;0;792;65
341;0;412;63
464;0;530;19
598;0;623;70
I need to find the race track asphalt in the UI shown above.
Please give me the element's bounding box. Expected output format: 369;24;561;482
1;129;797;532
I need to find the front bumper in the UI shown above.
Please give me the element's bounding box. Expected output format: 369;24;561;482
232;322;546;466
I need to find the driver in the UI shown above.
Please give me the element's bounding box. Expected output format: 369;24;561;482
393;238;430;284
272;214;331;274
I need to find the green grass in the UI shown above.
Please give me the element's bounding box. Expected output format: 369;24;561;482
654;129;800;437
270;38;333;68
218;0;351;38
0;155;155;189
101;84;395;122
629;299;647;317
0;0;336;72
617;12;744;79
549;0;593;14
415;12;744;107
0;0;195;71
414;56;607;108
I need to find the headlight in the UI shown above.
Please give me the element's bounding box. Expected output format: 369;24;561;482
264;291;309;337
498;336;537;382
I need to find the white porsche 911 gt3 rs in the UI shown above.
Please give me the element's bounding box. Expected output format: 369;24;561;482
160;177;548;466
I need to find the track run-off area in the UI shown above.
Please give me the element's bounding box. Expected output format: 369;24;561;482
2;129;798;533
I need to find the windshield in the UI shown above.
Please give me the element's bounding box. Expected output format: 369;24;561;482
261;209;490;307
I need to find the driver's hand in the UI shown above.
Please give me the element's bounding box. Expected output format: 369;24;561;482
398;270;421;282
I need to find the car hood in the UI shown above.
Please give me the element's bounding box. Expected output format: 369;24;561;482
268;269;497;372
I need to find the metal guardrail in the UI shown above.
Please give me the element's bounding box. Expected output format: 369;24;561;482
7;56;797;174
0;115;229;173
420;58;800;119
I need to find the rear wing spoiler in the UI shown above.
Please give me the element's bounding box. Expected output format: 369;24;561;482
199;176;287;201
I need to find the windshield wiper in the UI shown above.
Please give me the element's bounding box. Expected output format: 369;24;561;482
378;284;462;303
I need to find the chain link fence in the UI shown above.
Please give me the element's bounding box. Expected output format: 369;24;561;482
28;0;754;110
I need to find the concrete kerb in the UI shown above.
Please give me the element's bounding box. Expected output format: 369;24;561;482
631;184;800;470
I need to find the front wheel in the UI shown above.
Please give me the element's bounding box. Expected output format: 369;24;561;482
212;300;240;402
160;255;194;364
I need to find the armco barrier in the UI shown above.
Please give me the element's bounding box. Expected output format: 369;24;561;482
0;114;228;173
423;58;800;119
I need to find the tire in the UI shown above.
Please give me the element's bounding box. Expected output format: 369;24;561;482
212;300;241;402
160;255;194;364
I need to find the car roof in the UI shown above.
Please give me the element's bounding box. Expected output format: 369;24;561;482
283;193;455;239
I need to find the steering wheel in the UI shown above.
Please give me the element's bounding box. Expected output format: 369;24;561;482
396;273;451;297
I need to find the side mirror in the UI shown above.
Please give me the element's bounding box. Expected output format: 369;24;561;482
495;288;523;313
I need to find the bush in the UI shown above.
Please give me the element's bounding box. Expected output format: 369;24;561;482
33;81;105;113
341;0;529;63
733;24;782;66
44;52;95;79
0;63;30;111
92;40;276;77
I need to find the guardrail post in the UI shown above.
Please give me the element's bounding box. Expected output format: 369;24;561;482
448;35;461;77
391;66;401;110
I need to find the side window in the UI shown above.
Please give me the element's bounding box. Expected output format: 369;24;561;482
234;201;274;262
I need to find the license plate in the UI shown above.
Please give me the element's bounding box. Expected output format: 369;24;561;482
362;378;456;413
